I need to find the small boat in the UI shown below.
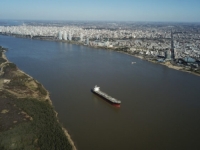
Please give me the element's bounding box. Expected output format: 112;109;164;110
132;62;136;64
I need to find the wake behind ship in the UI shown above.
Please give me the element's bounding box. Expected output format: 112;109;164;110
92;85;121;107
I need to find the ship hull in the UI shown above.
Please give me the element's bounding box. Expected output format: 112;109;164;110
91;89;121;107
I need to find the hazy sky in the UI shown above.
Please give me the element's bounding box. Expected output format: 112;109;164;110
1;0;200;22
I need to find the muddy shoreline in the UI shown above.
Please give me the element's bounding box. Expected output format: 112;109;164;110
0;46;77;150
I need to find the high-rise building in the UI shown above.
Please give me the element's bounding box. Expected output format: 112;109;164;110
105;39;109;47
165;49;171;60
63;31;67;40
68;32;72;41
96;35;99;40
114;33;118;38
80;33;83;41
58;31;62;40
86;38;89;45
171;29;175;59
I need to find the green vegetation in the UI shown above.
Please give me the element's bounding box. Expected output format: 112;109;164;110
37;83;47;96
0;97;72;150
0;45;74;150
3;62;17;72
0;46;8;58
115;47;130;52
7;74;29;90
3;62;18;79
0;57;6;64
195;69;200;74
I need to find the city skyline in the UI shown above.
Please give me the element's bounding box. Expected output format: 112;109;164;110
1;0;200;22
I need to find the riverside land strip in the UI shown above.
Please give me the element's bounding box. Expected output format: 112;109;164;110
1;21;200;76
0;46;76;150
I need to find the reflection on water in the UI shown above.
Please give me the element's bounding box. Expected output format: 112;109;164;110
1;35;200;150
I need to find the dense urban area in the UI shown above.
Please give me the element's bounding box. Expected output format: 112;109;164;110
0;21;200;75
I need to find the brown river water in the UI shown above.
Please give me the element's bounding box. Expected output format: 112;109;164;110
1;35;200;150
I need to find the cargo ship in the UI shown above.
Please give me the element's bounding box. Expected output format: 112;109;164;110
92;85;121;107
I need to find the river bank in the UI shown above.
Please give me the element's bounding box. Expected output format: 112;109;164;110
0;46;76;150
1;33;199;77
118;50;200;77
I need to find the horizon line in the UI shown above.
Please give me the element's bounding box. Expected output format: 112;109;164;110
0;19;200;24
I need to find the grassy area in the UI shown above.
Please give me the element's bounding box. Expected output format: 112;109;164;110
37;83;47;96
0;46;74;150
6;74;29;90
0;97;72;150
3;63;17;72
0;47;8;58
0;57;6;64
2;63;18;79
0;46;3;57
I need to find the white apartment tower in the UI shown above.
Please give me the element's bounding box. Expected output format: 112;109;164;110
63;31;67;40
68;32;72;41
80;33;83;41
58;31;63;40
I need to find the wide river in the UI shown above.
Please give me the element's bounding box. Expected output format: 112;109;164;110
1;35;200;150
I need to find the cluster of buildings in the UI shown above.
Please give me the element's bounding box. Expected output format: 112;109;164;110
0;24;172;43
0;23;200;68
